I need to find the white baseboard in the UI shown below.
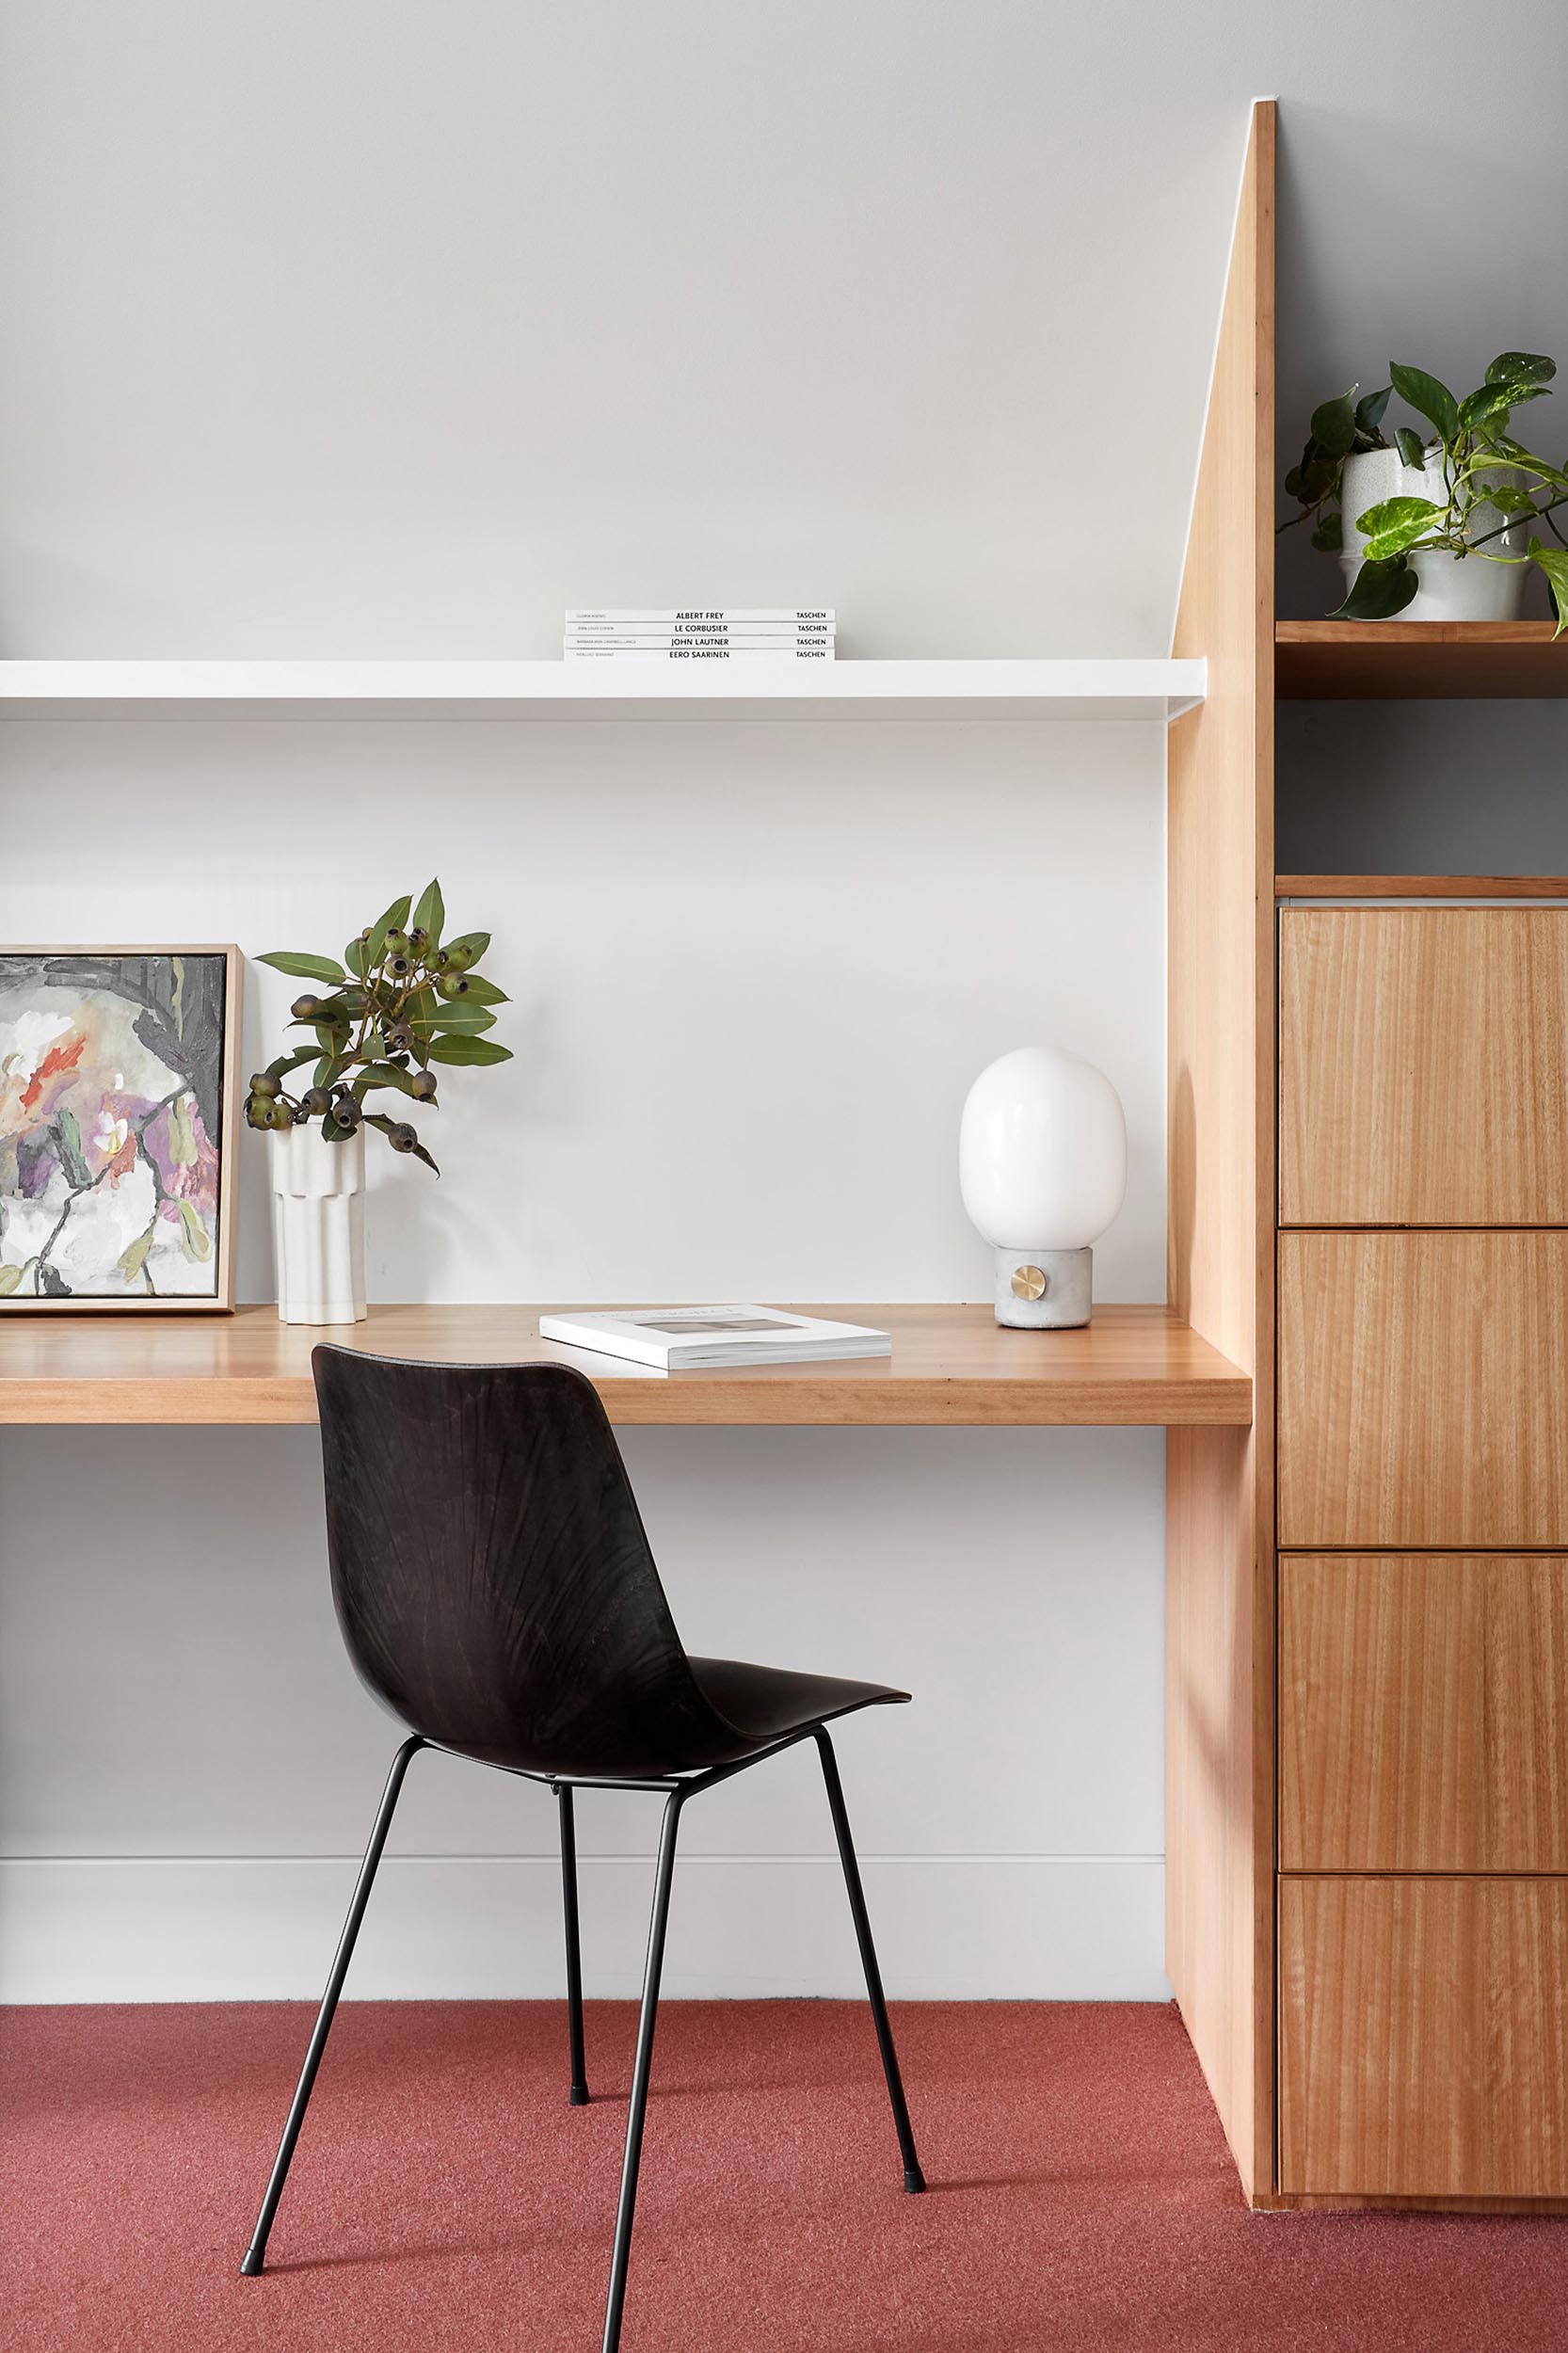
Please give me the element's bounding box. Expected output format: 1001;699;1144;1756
0;1854;1168;2003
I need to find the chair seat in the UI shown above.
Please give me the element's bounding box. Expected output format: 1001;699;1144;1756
688;1656;908;1757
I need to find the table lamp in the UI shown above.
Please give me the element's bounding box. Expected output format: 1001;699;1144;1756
959;1045;1128;1328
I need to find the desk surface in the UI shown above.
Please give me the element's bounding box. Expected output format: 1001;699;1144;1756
0;1302;1250;1428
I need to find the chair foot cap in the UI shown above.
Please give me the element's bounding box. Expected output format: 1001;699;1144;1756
569;2086;591;2107
239;2249;266;2277
904;2166;926;2195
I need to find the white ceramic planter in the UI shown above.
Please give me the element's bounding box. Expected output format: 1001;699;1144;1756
1338;447;1529;621
269;1122;367;1325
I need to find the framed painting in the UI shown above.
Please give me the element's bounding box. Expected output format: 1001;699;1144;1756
0;946;241;1311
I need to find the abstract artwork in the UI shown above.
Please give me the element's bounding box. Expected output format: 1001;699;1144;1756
0;948;240;1309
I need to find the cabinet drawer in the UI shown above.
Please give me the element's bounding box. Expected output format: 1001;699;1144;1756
1279;1875;1568;2198
1279;906;1568;1226
1279;1554;1568;1871
1278;1231;1568;1547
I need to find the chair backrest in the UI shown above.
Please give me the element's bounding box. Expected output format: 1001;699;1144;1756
312;1346;733;1779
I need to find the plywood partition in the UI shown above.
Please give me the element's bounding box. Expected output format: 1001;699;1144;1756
1165;99;1276;2201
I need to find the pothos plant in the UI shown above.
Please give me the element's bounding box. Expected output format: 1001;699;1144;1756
245;881;511;1172
1281;352;1568;628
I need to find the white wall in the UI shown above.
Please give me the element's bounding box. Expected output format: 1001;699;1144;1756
6;4;1560;2000
0;719;1169;1998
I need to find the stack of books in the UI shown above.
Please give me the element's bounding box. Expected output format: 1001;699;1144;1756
565;609;835;662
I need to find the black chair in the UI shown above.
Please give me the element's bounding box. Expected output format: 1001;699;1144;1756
241;1347;923;2351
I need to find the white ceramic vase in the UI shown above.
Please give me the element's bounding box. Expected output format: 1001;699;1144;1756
269;1121;367;1325
1338;447;1529;622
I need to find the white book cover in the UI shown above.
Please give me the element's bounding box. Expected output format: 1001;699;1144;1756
538;1305;890;1370
566;609;835;624
566;625;833;638
563;647;834;661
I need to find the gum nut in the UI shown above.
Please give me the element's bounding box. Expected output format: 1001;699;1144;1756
430;948;450;970
437;971;470;1000
268;1100;296;1131
248;1071;280;1096
408;926;429;952
445;942;475;971
386;954;411;980
246;1097;269;1128
390;1122;417;1152
411;1071;437;1099
384;927;409;954
291;993;321;1019
301;1086;333;1117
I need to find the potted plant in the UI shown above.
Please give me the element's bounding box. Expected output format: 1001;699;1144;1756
1282;352;1568;626
248;881;511;1323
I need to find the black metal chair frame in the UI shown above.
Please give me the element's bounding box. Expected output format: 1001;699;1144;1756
240;1721;922;2353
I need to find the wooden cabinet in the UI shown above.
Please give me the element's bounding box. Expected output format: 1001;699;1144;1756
1279;1877;1568;2197
1277;1229;1568;1548
1280;907;1568;1226
1279;1554;1568;1872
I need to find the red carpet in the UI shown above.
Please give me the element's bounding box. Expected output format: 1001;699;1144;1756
4;1999;1565;2352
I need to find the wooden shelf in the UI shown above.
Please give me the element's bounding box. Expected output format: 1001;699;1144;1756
1278;875;1568;901
1275;621;1568;701
0;1302;1251;1428
0;658;1206;724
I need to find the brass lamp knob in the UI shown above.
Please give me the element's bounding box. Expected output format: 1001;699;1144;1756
1010;1263;1048;1303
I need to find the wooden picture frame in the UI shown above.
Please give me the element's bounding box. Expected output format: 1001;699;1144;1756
0;945;242;1312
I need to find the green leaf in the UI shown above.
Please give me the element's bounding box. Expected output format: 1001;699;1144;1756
409;1141;440;1175
1329;557;1421;621
257;951;348;984
1528;537;1568;637
1480;483;1537;516
265;1048;318;1080
1395;425;1429;469
1355;495;1447;560
440;931;490;965
118;1229;153;1281
412;878;445;945
410;1005;496;1034
357;1060;422;1096
365;894;411;964
1389;362;1460;443
451;972;508;1004
1353;385;1392;436
56;1106;91;1190
176;1200;212;1262
320;1110;350;1142
344;936;368;979
0;1261;26;1296
1309;513;1343;552
1459;383;1514;435
424;1034;514;1066
1309;389;1359;458
1487;351;1556;387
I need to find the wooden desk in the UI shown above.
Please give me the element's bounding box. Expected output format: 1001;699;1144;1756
0;1301;1251;1428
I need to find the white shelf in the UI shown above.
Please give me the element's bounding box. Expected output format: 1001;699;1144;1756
0;658;1205;723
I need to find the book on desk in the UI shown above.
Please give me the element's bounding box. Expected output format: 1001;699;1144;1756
537;1305;890;1371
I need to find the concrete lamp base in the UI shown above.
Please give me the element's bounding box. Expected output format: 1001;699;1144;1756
992;1245;1093;1329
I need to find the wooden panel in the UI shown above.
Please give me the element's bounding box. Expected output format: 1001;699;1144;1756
1279;1232;1568;1547
1279;908;1568;1225
0;1301;1252;1428
1164;100;1275;2201
1276;621;1568;700
1278;875;1568;901
1280;1554;1568;1871
1279;1876;1568;2197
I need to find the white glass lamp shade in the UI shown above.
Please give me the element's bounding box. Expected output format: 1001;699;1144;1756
959;1046;1128;1328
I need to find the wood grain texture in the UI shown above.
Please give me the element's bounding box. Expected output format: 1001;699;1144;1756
1278;1232;1568;1547
0;1301;1252;1428
1276;620;1568;700
1278;876;1568;901
1164;100;1276;2201
1279;1875;1568;2197
1279;908;1568;1225
1279;1553;1568;1871
1279;1232;1568;1547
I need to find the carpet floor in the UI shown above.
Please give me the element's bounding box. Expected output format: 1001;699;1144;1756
3;1999;1565;2352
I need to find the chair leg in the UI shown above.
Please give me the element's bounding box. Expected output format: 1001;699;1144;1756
556;1784;590;2105
239;1735;425;2276
814;1727;925;2193
600;1788;684;2353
